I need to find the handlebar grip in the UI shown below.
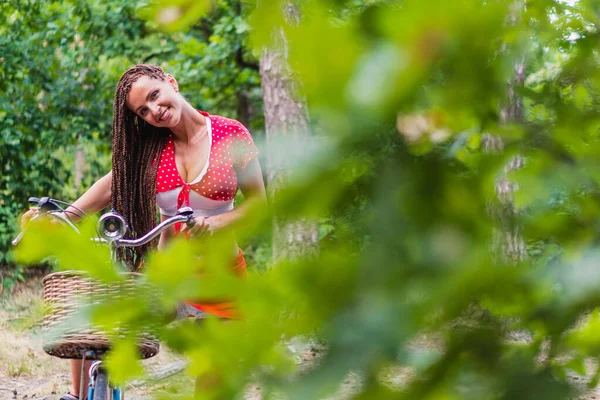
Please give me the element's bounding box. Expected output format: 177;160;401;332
186;217;196;228
176;207;195;228
28;197;40;204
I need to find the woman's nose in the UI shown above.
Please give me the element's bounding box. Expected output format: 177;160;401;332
151;105;162;119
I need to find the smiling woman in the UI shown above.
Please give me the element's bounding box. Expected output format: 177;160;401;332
111;64;265;268
126;74;179;124
23;64;268;400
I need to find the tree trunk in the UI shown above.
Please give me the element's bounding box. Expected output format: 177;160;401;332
484;56;527;263
259;7;318;262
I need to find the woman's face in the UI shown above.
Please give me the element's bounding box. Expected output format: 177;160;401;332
126;74;182;128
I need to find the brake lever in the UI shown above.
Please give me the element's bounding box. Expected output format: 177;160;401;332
48;211;81;234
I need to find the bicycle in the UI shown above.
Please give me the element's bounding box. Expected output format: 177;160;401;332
13;196;195;400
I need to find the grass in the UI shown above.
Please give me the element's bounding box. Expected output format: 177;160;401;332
0;276;45;332
6;359;33;378
128;371;195;399
0;276;62;382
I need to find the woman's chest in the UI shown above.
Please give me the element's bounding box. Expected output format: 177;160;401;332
157;135;240;202
173;139;210;183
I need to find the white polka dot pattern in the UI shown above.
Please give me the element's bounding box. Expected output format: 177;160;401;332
156;111;259;210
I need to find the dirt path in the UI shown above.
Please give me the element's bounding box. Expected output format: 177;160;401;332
0;348;191;400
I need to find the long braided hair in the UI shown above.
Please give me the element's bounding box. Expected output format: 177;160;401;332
111;64;170;270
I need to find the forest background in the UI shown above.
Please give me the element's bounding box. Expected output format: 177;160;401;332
4;0;600;399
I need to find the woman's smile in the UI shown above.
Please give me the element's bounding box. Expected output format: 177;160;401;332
159;107;171;122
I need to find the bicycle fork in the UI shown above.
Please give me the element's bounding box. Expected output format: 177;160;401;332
82;351;124;400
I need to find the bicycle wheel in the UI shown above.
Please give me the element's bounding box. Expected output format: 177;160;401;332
93;368;109;400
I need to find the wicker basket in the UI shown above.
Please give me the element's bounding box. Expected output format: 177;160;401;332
42;270;160;360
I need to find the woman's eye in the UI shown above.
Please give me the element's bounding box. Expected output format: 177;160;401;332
151;90;158;100
141;108;148;117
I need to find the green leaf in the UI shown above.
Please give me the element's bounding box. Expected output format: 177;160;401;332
104;339;144;386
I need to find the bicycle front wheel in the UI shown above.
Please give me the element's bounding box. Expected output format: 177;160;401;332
93;368;109;400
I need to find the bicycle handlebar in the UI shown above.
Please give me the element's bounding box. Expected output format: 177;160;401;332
12;197;196;248
93;207;195;247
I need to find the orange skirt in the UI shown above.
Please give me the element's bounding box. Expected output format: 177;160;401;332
183;248;246;319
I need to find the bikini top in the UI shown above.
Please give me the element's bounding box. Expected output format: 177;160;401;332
155;111;258;217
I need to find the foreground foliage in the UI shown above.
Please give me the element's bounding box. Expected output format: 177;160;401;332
10;0;600;399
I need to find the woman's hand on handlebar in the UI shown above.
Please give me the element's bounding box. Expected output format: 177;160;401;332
21;207;67;227
20;208;38;228
180;216;215;238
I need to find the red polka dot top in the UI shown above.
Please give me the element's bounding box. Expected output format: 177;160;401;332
155;111;258;217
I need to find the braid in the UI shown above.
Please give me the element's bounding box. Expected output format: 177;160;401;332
111;64;169;270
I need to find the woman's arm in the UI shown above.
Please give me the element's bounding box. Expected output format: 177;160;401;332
214;157;267;229
66;171;113;220
21;171;113;227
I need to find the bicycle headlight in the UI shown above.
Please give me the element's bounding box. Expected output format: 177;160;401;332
98;212;127;242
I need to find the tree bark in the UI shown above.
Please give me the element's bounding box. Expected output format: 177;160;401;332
259;7;318;262
484;55;527;263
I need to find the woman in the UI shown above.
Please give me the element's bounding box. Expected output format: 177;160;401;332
24;64;266;400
